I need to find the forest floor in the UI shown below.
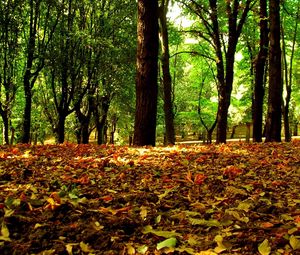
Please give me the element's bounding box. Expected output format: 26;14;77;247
0;141;300;255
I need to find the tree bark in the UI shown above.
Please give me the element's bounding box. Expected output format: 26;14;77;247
57;114;66;144
1;112;9;145
253;0;268;142
159;0;175;145
265;0;282;142
282;3;299;142
21;0;38;143
94;95;110;145
133;0;159;146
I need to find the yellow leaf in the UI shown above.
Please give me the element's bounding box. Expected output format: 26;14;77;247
127;243;136;254
290;235;300;250
0;222;11;241
79;241;94;253
194;250;218;255
65;244;73;255
258;239;271;255
140;206;148;219
214;235;227;253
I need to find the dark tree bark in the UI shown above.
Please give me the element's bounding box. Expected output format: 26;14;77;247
159;0;175;145
133;0;159;146
265;0;282;142
21;0;57;143
253;0;269;142
21;0;40;143
0;0;20;144
94;95;110;145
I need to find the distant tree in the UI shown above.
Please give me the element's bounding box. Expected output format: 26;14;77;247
265;0;282;142
159;0;175;145
183;0;255;143
253;0;269;142
0;0;22;144
134;0;159;146
281;1;299;142
21;0;58;143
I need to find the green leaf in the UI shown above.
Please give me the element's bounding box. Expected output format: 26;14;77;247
188;218;221;227
137;245;148;254
157;237;177;250
258;239;271;255
142;225;181;238
237;200;253;212
290;235;300;250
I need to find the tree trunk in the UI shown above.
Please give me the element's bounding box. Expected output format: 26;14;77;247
94;96;110;145
22;74;32;143
282;4;299;142
216;86;230;143
133;0;159;146
1;115;9;145
265;0;282;142
159;0;175;145
253;0;268;142
57;114;66;144
230;125;238;139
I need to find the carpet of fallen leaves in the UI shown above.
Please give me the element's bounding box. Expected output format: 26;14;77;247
0;141;300;255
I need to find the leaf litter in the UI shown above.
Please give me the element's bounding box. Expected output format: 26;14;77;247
0;141;300;254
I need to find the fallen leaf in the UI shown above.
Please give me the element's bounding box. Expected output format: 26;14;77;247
258;239;271;255
157;237;177;250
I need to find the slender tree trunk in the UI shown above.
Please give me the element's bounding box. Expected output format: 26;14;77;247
22;74;32;143
265;0;282;142
133;0;159;146
159;0;175;145
1;113;9;145
253;0;268;142
282;4;299;142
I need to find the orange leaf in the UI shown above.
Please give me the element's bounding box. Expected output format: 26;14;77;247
260;222;274;228
101;195;113;202
194;174;206;185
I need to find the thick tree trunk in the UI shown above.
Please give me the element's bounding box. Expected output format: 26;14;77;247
94;96;110;145
159;0;175;145
253;0;268;142
265;0;282;142
57;114;66;144
133;0;159;146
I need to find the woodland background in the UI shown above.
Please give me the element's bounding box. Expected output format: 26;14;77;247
0;0;299;146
